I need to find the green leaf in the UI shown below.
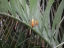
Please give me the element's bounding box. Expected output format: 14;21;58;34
20;0;29;22
14;0;28;22
43;0;54;27
52;0;64;29
42;0;54;38
52;0;64;45
0;4;4;12
10;0;17;16
0;0;16;15
29;0;38;20
0;0;8;12
42;0;54;43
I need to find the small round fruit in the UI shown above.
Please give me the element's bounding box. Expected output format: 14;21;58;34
31;19;35;27
35;20;38;25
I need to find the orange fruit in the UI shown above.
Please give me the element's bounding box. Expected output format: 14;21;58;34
31;19;38;27
31;19;35;27
35;20;38;25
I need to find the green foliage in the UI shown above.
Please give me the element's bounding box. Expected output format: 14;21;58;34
0;0;64;48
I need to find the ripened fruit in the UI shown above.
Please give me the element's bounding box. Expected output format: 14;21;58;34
31;19;35;27
31;19;38;27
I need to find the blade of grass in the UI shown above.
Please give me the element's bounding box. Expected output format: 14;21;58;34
52;0;64;29
15;0;28;22
0;4;4;12
9;0;17;16
43;0;54;27
42;0;54;43
29;0;38;20
52;0;64;46
0;0;8;12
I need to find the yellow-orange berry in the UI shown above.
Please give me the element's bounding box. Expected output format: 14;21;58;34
31;19;35;27
35;20;38;25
